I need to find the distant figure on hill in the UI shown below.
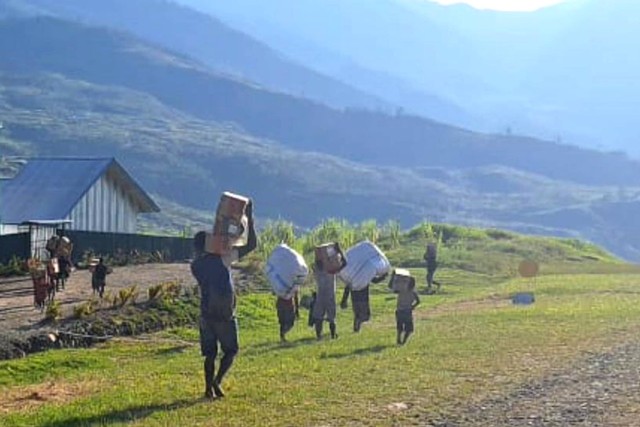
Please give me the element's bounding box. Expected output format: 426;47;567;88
424;243;439;293
190;201;256;400
395;277;420;345
276;290;299;342
312;259;338;340
92;258;110;298
340;273;388;332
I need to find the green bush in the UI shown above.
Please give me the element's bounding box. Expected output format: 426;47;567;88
45;300;62;322
0;256;28;277
74;300;99;318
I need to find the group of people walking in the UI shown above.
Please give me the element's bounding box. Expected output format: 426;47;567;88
190;200;438;400
287;258;421;345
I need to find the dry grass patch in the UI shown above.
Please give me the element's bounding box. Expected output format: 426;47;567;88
420;294;512;318
0;380;101;414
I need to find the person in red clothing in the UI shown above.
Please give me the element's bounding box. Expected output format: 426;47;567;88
276;290;299;342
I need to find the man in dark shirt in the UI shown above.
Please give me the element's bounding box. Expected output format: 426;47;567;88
191;201;256;400
93;258;109;298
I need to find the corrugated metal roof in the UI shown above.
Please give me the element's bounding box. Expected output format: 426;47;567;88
0;157;159;224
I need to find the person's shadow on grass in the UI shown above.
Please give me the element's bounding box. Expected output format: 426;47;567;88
40;398;200;427
245;336;317;355
320;344;392;360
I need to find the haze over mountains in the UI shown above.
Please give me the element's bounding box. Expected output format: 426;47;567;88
181;0;640;155
1;0;639;259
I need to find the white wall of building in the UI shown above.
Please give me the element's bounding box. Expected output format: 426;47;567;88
0;224;19;235
67;173;139;234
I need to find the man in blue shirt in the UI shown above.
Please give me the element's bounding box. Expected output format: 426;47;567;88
191;201;256;400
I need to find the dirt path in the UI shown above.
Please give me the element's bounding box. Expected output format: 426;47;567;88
427;340;640;426
0;263;196;331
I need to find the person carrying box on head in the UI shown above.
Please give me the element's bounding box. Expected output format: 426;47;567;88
312;243;346;340
389;269;420;345
191;193;257;400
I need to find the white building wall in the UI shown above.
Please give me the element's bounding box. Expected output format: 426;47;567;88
67;174;138;234
0;224;19;235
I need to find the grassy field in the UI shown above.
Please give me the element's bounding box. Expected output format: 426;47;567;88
2;264;640;426
2;224;640;426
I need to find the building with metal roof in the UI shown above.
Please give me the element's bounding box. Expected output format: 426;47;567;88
0;157;160;236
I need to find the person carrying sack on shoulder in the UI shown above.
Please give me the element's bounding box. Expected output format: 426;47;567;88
191;200;257;400
276;289;299;343
340;273;388;333
312;258;339;340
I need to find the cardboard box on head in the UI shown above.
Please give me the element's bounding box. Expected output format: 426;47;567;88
389;268;414;293
88;258;100;273
314;242;346;274
207;192;251;255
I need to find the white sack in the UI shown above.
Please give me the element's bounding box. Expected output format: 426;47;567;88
339;241;390;291
265;244;308;298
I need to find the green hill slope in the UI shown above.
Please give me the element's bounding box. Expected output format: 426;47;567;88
0;0;391;113
2;71;640;258
1;17;639;187
2;17;640;258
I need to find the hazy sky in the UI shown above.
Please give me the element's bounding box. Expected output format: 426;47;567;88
431;0;567;11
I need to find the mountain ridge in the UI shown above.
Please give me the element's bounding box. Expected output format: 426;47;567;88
1;14;640;260
1;17;638;188
0;0;394;113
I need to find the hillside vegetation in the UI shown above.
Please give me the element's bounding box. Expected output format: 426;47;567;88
1;16;640;258
234;219;625;294
187;0;640;154
1;70;639;257
0;0;389;112
1;17;639;186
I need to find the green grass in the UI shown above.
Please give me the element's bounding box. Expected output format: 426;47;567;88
250;220;624;283
2;267;640;426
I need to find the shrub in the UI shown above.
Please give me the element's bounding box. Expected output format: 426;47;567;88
148;281;182;303
384;220;401;249
148;284;164;301
0;256;28;277
45;300;62;322
102;291;118;308
74;299;99;318
118;285;139;307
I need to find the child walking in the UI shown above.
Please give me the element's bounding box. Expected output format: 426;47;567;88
394;276;420;345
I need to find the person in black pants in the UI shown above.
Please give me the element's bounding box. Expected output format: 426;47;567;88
276;290;299;342
191;201;257;400
424;243;439;293
341;273;388;332
92;258;109;298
